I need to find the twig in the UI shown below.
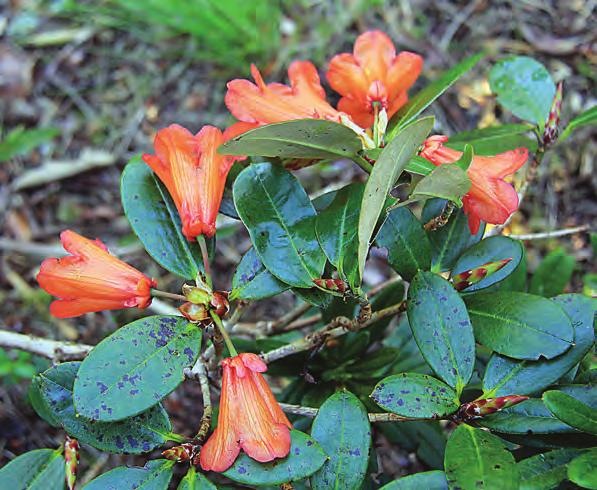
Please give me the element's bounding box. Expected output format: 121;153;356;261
0;330;92;360
367;276;402;298
266;302;312;334
186;360;212;444
508;224;591;241
279;403;430;423
423;201;456;231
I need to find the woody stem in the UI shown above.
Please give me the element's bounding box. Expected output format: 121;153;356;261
210;311;237;357
150;289;187;302
197;235;213;289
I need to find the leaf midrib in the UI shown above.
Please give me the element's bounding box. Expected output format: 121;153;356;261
228;135;355;158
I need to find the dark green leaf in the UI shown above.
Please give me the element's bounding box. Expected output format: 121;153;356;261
452;236;523;292
37;362;172;454
518;448;585;490
82;460;174;490
567;449;597;489
375;207;431;281
482;294;595;396
0;448;65;490
444;424;519;490
529;247;575;297
388;53;483;135
371;373;459;418
177;468;217;490
447;124;537;155
543;391;597;435
407;272;475;392
560;106;597;141
310;390;371;490
233;162;326;288
230;247;290;300
358;117;434;277
379;471;448;490
316;183;364;290
379;420;446;469
223;430;327;485
0;126;59;162
411;164;471;206
121;158;208;279
74;316;200;421
28;378;61;427
385;316;429;375
294;287;333;308
219;119;362;160
422;199;485;272
466;292;574;360
489;56;556;125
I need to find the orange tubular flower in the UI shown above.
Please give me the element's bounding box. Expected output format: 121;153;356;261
142;124;241;240
327;30;423;128
37;230;156;318
200;353;292;473
225;61;343;134
420;135;528;234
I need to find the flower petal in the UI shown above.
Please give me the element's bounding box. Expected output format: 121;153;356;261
49;298;129;318
354;30;396;81
327;53;369;101
386;51;423;100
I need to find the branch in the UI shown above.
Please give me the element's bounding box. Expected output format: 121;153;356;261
279;402;432;423
508;224;591;241
185;359;212;443
0;330;92;360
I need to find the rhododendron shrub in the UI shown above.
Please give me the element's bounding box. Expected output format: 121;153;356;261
1;31;595;490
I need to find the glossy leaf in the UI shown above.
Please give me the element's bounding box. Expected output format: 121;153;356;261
233;162;326;288
358;117;434;277
543;391;597;435
407;271;475;392
315;183;364;290
177;468;217;490
452;236;523;292
379;471;448;490
483;294;595;396
219;119;362;160
466;292;574;360
82;460;174;490
412;164;471;206
529;247;575;297
74;316;200;421
223;430;327;485
447;124;537;155
0;448;65;490
422;199;485;272
560;105;597;141
121;158;207;279
36;362;172;454
371;373;459;418
518;448;584;490
444;424;519;490
375;207;431;281
568;449;597;489
489;56;556;125
230;247;290;300
310;390;371;490
388;53;483;135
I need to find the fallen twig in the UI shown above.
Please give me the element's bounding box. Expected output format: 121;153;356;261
507;224;591;241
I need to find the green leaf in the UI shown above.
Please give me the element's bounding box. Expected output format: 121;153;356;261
560;105;597;141
223;430;327;485
543;391;597;435
387;53;483;136
0;448;65;490
82;460;174;490
568;449;597;489
452;236;523;292
36;362;172;454
411;164;471;206
358;117;434;277
379;471;448;490
121;158;208;279
74;316;201;421
447;124;537;155
407;272;475;392
28;379;61;427
233;162;326;288
466;292;574;360
405;155;436;176
529;247;575;297
0;126;59;162
294;286;333;308
219;119;362;160
310;390;371;490
379;420;446;469
177;468;217;490
422;199;485;272
489;56;556;125
517;448;585;490
315;183;364;290
483;294;595;396
371;373;459;418
444;424;519;490
454;144;474;171
376;207;432;281
230;247;290;300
